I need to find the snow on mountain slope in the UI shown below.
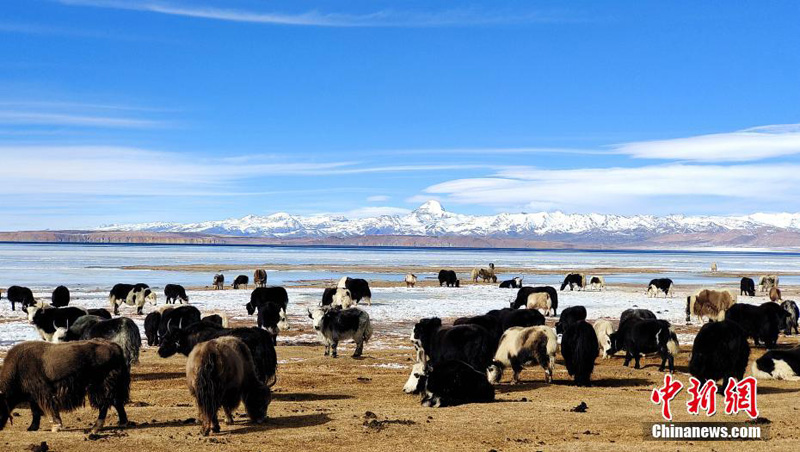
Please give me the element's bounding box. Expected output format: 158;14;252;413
97;200;800;239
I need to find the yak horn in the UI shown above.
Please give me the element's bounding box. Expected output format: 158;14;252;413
167;318;174;332
178;318;183;329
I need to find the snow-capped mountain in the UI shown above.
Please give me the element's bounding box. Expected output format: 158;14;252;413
96;200;800;242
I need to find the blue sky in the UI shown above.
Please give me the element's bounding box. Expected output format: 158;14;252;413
2;1;800;230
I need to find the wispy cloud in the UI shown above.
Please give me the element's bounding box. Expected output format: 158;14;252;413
0;111;165;128
58;0;573;27
613;123;800;162
344;206;410;218
421;164;800;214
366;195;389;202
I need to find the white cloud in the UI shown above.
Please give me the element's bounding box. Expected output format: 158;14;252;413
366;195;389;202
58;0;570;27
422;164;800;214
614;123;800;162
0;111;164;128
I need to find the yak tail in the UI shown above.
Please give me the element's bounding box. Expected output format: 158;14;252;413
123;320;142;366
194;351;220;424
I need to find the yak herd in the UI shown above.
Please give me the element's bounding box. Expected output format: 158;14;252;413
1;265;800;435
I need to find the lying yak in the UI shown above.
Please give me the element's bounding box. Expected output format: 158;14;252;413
53;315;141;367
689;320;750;384
6;285;35;311
308;306;373;358
51;285;70;307
420;360;494;408
510;286;559;316
560;273;586;291
752;345;800;381
686;288;737;323
437;270;459;287
0;339;130;433
560;320;599;386
158;322;278;386
499;277;523;289
487;325;558;384
609;319;679;373
164;283;189;304
186;336;270;435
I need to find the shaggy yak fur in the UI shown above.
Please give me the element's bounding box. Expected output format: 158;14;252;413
689;320;750;384
186;336;270;436
54;315;141;367
0;339;130;433
560;320;599;386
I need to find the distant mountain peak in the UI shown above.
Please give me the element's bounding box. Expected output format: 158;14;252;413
414;200;446;216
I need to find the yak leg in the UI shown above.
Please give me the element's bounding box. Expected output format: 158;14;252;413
623;351;632;367
223;407;235;425
92;406;108;433
50;411;63;432
323;343;330;356
634;353;642;369
353;339;364;358
115;402;128;426
330;341;339;358
28;402;42;431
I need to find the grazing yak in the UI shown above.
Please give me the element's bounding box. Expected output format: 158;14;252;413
781;300;799;335
404;273;418;288
740;277;756;297
232;275;249;290
6;285;35;311
555;305;588;334
560;273;586;291
437;270;459;287
51;285;70;307
253;269;267;288
710;262;718;272
686;289;737;323
752;346;800;381
109;283;157;315
758;275;779;293
487;326;558;384
159;323;278;386
609;319;679;373
186;336;270;436
619;308;657;326
158;305;202;343
405;318;496;393
593;319;615;359
164;284;189;304
471;263;497;283
511;286;559;316
144;310;162;346
647;278;674;298
770;287;782;302
53;315;141;367
689;321;750;384
26;305;88;342
461;308;545;339
321;287;355;309
453;314;503;343
308;306;373;358
213;274;224;290
560;320;599;386
499;277;523;289
246;287;289;341
337;277;372;306
589;276;606;291
0;339;130;433
420;360;495;408
725;303;784;348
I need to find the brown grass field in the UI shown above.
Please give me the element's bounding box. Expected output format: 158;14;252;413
1;316;799;452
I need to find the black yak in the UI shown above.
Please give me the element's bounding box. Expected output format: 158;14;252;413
51;285;70;307
689;320;750;384
560;320;599;386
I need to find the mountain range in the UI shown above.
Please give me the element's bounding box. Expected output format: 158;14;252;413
84;200;800;248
